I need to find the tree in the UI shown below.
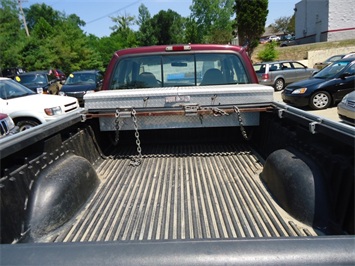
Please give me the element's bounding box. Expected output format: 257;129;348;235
67;14;86;28
190;0;235;43
0;0;26;69
151;10;184;45
23;3;63;31
234;0;268;56
110;13;135;35
136;4;157;46
270;15;295;34
184;17;200;44
110;13;138;48
19;9;103;73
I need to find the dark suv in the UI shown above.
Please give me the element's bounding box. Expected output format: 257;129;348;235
16;71;58;94
59;70;103;106
1;67;26;79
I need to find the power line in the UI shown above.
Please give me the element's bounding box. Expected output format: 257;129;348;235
86;0;142;24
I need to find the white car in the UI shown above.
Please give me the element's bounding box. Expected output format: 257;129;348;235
0;77;80;131
268;35;281;42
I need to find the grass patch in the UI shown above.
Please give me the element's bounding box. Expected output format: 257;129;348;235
252;39;355;62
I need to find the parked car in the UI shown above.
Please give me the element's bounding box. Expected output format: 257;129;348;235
259;38;269;44
1;67;26;79
0;113;18;138
0;77;80;131
337;90;355;126
282;57;355;110
313;53;355;70
253;60;316;91
15;71;59;94
268;35;281;42
280;36;298;47
59;70;103;106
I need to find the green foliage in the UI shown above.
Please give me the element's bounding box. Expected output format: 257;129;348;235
0;0;256;75
184;17;200;44
151;10;185;45
257;41;279;61
0;0;26;69
234;0;268;55
190;0;235;43
1;1;104;74
109;14;138;49
136;4;157;46
23;3;64;32
270;15;295;34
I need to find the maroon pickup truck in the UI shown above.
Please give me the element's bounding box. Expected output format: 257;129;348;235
1;44;354;265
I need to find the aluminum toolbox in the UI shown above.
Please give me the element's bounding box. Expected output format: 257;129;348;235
84;84;274;131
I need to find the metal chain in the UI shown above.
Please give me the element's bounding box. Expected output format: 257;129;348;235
211;107;229;117
130;108;143;166
114;108;121;145
199;106;229;116
234;106;249;140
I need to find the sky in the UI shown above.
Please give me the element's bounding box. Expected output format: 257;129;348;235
22;0;300;38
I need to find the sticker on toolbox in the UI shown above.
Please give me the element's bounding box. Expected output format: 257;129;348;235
165;95;190;103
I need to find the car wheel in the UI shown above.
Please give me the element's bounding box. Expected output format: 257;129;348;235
309;91;331;110
274;78;285;91
17;119;40;131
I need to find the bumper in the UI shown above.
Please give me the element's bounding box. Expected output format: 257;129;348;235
258;80;273;86
281;93;309;107
337;102;355;125
62;92;85;106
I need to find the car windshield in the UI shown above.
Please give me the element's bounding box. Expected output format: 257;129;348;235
313;61;350;79
65;73;96;85
18;73;48;84
0;79;35;99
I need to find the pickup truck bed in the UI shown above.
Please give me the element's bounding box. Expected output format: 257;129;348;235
1;105;354;265
39;127;316;244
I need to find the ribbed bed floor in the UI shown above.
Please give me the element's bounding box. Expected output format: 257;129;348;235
51;143;317;243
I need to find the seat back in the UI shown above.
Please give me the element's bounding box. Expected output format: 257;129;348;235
200;68;226;85
137;72;159;88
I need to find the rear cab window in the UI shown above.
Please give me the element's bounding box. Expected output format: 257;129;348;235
109;52;250;89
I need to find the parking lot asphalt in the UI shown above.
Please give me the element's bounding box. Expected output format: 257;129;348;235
273;91;341;122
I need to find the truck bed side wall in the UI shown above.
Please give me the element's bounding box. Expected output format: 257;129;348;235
254;112;354;234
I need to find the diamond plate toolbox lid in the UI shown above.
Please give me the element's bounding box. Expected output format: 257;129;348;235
84;84;274;110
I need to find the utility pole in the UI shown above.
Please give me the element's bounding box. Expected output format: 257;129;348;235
18;0;30;37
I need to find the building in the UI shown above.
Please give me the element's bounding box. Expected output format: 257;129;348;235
294;0;355;44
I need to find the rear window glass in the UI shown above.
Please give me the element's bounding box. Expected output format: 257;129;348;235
253;64;266;73
109;53;249;89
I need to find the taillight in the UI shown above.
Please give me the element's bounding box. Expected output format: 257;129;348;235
261;73;269;80
165;45;191;51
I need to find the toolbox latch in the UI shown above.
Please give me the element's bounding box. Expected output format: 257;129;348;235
117;107;133;118
183;104;199;116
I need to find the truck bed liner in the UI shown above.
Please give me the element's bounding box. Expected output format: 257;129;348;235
49;143;317;243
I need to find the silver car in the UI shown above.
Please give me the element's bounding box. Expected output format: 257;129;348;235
253;60;317;91
337;90;355;126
